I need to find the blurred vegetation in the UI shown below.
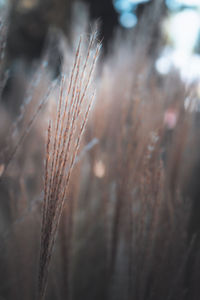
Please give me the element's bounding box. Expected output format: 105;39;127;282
0;1;200;300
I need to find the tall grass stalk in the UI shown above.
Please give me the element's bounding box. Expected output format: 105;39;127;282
37;33;101;300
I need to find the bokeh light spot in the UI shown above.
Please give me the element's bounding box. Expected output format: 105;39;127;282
119;12;138;28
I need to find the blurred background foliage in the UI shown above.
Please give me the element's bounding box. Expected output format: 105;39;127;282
0;0;199;86
1;1;200;299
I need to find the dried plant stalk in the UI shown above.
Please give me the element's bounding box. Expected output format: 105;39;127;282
37;33;101;300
